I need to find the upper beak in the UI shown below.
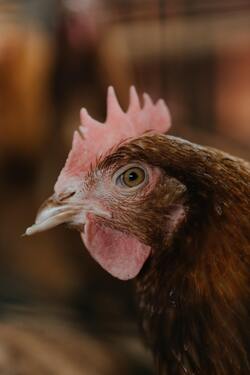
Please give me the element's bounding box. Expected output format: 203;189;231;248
25;194;111;236
24;195;81;236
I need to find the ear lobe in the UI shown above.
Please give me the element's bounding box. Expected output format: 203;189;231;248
164;204;187;243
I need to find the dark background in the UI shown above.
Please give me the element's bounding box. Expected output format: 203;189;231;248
0;1;249;373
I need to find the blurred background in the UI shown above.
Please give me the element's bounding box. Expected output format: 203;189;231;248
0;0;250;373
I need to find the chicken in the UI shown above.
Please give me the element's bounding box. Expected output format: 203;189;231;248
26;87;250;374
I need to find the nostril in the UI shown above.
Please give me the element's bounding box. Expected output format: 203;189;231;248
58;191;76;201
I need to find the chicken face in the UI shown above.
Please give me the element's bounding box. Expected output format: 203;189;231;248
26;136;187;280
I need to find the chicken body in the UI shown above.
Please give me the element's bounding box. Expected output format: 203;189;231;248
26;108;250;373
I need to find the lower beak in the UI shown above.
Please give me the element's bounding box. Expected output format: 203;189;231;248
25;195;82;236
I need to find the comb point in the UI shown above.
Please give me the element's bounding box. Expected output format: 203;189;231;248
128;86;141;113
80;107;102;127
143;93;154;108
106;86;124;122
80;108;88;125
156;99;170;117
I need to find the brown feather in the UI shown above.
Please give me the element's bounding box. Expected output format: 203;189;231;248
102;134;250;374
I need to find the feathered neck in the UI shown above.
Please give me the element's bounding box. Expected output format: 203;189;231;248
133;135;250;374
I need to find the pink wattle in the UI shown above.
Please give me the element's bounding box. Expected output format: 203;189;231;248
81;217;151;280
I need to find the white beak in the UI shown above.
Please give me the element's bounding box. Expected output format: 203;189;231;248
25;195;82;236
25;194;110;236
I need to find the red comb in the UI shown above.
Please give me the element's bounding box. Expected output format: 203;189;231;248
54;86;171;193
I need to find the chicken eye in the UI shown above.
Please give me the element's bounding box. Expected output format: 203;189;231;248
121;167;146;188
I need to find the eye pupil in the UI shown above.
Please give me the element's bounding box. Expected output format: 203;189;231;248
128;172;138;181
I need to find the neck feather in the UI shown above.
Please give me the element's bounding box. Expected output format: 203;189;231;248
135;135;250;374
